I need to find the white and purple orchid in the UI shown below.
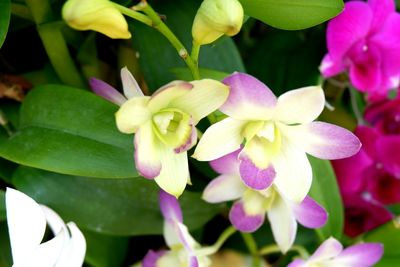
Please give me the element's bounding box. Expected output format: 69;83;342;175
6;188;86;267
288;237;383;267
194;72;361;203
142;190;212;267
320;0;400;99
90;68;229;197
203;149;327;253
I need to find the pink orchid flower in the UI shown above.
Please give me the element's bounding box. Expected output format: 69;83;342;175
194;72;360;203
321;0;400;99
142;190;212;267
203;149;327;253
288;237;383;267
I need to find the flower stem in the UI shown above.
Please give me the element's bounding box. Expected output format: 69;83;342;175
349;87;366;125
258;244;309;259
137;1;200;80
241;233;261;267
191;41;201;67
196;225;237;256
112;4;152;26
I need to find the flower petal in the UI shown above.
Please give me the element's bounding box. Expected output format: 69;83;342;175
134;121;162;179
308;237;342;262
292;196;327;229
221;72;276;120
148;83;193;113
267;195;297;253
89;78;126;105
154;146;189;198
274;86;325;124
272;142;312;203
62;222;87;267
159;190;183;223
40;205;67;235
368;0;396;33
188;256;199;267
209;148;241;174
287;259;306;267
229;201;265;232
326;1;372;61
280;122;361;160
193;118;245;161
174;125;197;153
376;136;400;176
115;96;151;134
202;174;246;203
239;155;275;190
142;250;167;267
121;67;144;99
175;222;198;253
170;79;229;124
320;54;346;78
332;242;383;266
6;188;47;265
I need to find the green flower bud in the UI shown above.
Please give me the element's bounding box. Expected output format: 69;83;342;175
62;0;131;39
192;0;244;45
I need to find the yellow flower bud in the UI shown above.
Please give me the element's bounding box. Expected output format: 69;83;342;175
192;0;244;45
62;0;131;39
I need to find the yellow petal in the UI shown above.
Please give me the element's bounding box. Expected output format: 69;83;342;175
115;96;151;134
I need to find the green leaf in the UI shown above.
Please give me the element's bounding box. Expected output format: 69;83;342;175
239;0;344;30
0;158;17;183
131;0;244;90
171;68;229;81
83;230;129;267
364;221;400;267
0;191;5;222
13;167;221;236
0;85;137;179
0;0;11;48
308;156;344;240
0;222;12;267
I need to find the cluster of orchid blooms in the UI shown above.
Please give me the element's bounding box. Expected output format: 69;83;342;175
6;0;400;266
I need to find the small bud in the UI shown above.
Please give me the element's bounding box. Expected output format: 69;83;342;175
192;0;244;45
62;0;131;39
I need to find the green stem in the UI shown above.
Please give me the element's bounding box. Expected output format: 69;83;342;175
112;4;152;26
349;87;365;125
138;1;200;80
258;244;309;259
191;41;201;67
196;226;236;256
241;233;261;267
0;111;13;137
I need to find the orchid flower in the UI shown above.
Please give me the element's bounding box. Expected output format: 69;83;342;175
320;0;400;99
5;188;86;267
90;68;229;197
203;149;327;253
288;237;383;267
142;190;212;267
193;72;361;203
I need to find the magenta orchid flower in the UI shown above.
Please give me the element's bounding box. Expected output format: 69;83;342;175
288;237;383;267
142;190;212;267
194;72;360;203
90;68;229;197
6;188;86;267
320;0;400;99
203;149;327;253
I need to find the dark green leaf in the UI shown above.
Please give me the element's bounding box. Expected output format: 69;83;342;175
0;85;137;179
0;191;5;222
0;158;17;183
308;156;344;240
131;0;244;90
0;222;12;267
0;0;11;48
364;221;400;267
84;230;129;267
239;0;344;30
13;167;221;236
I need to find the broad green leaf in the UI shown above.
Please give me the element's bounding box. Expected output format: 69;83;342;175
83;230;129;267
171;68;229;81
0;0;11;48
364;220;400;267
0;191;5;222
0;85;137;178
0;222;12;267
308;156;344;240
239;0;344;30
0;158;17;183
131;0;244;90
13;167;222;236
